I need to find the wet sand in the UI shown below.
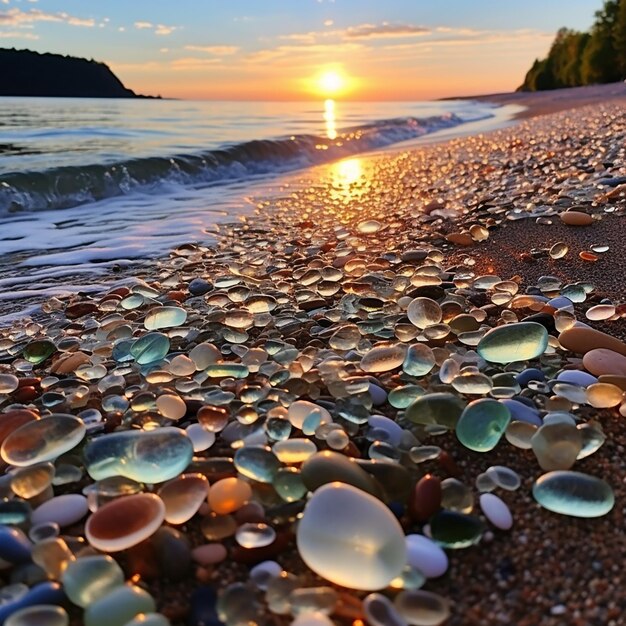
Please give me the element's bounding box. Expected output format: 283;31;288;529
0;98;625;626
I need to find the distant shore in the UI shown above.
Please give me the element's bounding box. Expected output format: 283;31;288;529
452;81;626;119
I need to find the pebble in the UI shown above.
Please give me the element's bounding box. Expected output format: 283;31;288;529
582;348;626;377
5;605;69;626
296;483;407;590
158;473;209;524
84;585;156;626
85;494;165;552
479;493;513;530
1;415;86;467
456;399;510;452
532;471;614;517
62;555;125;607
394;589;451;626
560;211;593;226
477;322;548;364
84;428;193;483
31;495;88;528
559;327;626;356
405;534;448;578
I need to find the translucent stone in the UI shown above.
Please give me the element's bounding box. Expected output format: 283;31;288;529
363;593;406;626
505;420;537;449
273;467;307;502
0;374;19;394
440;478;473;513
389;385;425;409
407;298;442;329
217;583;260;625
451;372;492;395
10;463;54;499
477;322;548;364
83;585;156;626
577;423;606;459
329;325;361;351
85;493;165;552
205;363;249;378
296;483;407;590
531;422;582;471
29;521;59;543
456;399;510;452
300;451;380;496
1;415;86;467
409;446;441;464
201;513;237;541
273;439;317;464
189;342;221;369
144;306;187;330
549;242;568;259
23;340;56;364
84;427;193;483
156;394;187;420
360;343;407;373
357;219;382;233
249;560;282;590
62;555;125;607
429;510;484;548
475;472;496;492
197;405;229;432
288;401;331;430
5;605;69;626
129;333;170;365
31;536;73;579
586;305;616;321
289;586;338;616
532;471;614;517
234;446;280;483
586;383;623;408
208;477;252;514
185;424;215;452
485;466;521;491
405;393;466;429
235;523;276;548
403;344;436;377
394;590;451;626
590;244;609;253
157;473;209;524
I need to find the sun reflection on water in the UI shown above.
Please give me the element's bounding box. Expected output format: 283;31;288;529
324;98;337;140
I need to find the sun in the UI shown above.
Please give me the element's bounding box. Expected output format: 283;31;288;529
317;70;346;96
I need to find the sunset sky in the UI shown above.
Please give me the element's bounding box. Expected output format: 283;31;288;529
0;0;603;100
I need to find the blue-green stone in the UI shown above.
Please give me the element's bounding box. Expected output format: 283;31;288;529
405;393;466;429
456;399;511;452
130;333;170;365
84;427;193;483
532;471;614;518
477;322;548;364
234;446;280;483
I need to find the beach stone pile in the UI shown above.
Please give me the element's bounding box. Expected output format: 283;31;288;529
0;102;624;626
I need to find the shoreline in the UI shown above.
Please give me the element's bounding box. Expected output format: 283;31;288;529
0;101;624;625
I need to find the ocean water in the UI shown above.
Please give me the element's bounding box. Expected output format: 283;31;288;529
0;97;517;314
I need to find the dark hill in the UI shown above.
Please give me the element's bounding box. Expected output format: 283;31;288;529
0;48;156;98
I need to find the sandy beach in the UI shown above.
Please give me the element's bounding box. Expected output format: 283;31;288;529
0;87;625;626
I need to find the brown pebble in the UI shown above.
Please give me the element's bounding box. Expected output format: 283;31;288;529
583;349;626;377
560;327;626;357
191;543;228;565
65;301;99;318
50;351;91;375
560;211;593;226
446;232;474;246
598;375;626;391
579;251;598;262
438;450;462;477
409;474;442;522
12;387;39;403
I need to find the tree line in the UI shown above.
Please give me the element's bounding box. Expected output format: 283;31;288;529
519;0;626;90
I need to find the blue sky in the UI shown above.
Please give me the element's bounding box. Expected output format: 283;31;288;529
0;0;604;99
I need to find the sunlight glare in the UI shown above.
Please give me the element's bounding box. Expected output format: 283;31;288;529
324;98;337;140
317;70;346;96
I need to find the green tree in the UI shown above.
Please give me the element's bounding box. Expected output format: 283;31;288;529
614;0;626;77
581;0;620;83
